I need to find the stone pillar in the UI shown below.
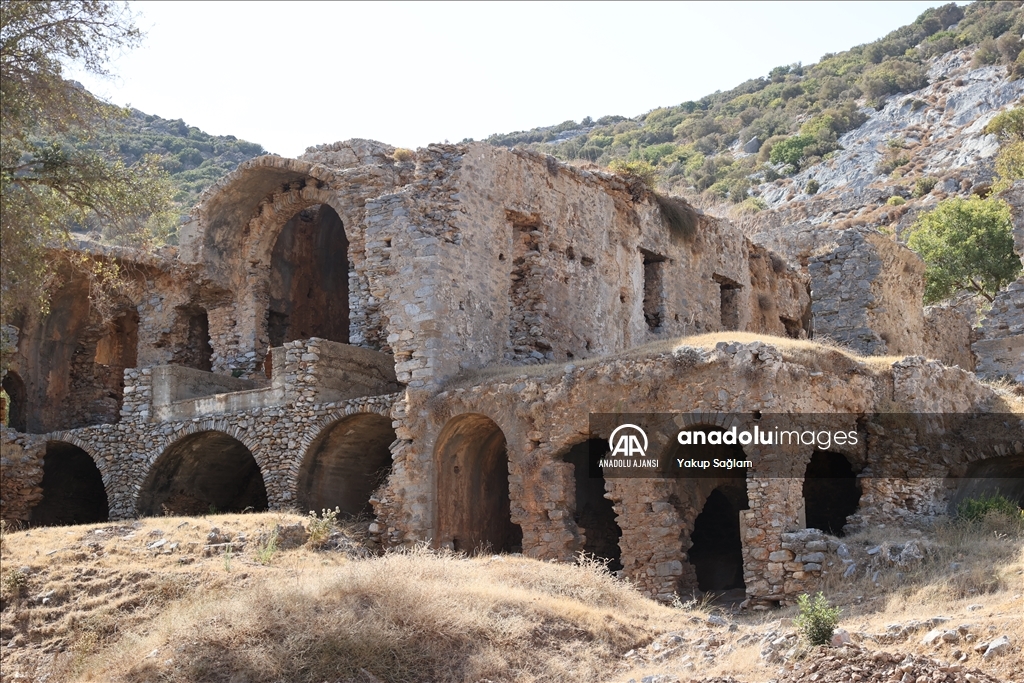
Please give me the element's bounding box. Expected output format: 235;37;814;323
0;427;45;523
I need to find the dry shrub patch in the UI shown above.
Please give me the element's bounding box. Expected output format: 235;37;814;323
79;550;691;683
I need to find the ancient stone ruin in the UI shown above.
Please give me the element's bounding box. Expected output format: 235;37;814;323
2;140;1021;606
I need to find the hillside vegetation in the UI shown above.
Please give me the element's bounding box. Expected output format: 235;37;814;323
485;2;1023;205
109;109;266;207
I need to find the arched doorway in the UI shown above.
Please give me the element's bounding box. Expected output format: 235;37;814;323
435;414;522;553
803;450;861;536
2;370;27;432
297;413;396;516
948;454;1024;512
689;487;747;591
268;204;349;347
137;431;268;516
30;442;109;526
674;425;749;592
562;439;622;569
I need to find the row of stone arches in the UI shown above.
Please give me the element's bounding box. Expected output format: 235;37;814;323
26;411;397;525
431;419;866;596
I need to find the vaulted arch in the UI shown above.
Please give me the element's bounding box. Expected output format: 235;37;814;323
137;430;268;516
30;441;109;526
435;413;522;553
297;412;396;516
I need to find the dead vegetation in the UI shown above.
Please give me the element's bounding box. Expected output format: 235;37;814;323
1;511;1021;682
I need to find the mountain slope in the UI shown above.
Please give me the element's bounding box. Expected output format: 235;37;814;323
483;1;1022;207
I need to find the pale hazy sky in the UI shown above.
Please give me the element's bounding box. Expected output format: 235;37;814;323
71;1;950;157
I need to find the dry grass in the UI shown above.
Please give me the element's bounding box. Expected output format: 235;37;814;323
2;512;1023;682
0;514;698;683
450;331;905;389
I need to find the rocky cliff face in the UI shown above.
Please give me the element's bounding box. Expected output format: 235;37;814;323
749;50;1022;261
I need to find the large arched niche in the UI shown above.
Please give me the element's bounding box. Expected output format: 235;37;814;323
435;413;522;554
561;438;622;569
297;413;396;516
136;431;268;517
671;424;749;593
30;441;109;526
195;157;326;269
947;454;1024;513
802;450;861;536
266;203;350;346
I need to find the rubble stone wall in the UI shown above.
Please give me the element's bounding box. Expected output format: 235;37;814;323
809;228;927;356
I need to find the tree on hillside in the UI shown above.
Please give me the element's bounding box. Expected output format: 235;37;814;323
985;105;1024;190
907;196;1021;304
1;1;173;313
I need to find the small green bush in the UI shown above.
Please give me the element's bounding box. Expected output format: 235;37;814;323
876;154;910;176
956;493;1023;523
307;507;340;549
2;568;28;598
887;195;906;206
913;176;937;197
805;179;820;195
795;592;841;646
608;159;658;188
255;528;279;565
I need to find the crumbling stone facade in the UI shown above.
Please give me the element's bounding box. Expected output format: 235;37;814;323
2;141;1020;607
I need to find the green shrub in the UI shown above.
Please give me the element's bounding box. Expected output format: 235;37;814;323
1;568;28;598
805;179;820;195
608;159;658;187
306;507;340;549
913;176;937;197
956;493;1023;523
769;135;815;167
255;528;279;565
794;592;841;646
907;196;1021;303
876;154;910;176
887;195;906;206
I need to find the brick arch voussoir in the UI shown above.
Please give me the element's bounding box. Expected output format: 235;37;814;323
284;403;395;505
132;419;271;512
243;186;356;270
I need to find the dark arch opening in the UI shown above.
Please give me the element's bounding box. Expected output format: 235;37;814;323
689;488;746;591
803;450;861;536
30;442;109;526
563;439;622;570
948;455;1024;512
137;431;268;517
268;204;349;347
297;413;396;516
674;425;748;592
436;414;522;554
2;371;27;432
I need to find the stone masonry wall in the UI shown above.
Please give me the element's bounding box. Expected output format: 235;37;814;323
0;427;45;523
377;338;1010;604
809;228;926;355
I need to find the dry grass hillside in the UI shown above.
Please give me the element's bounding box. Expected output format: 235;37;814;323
1;511;1022;683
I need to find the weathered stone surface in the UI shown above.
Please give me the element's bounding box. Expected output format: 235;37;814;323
1;139;1019;610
